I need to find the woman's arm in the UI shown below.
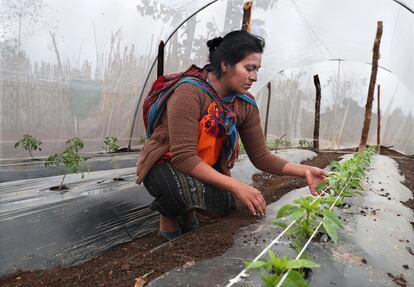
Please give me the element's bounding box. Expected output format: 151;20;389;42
239;104;326;194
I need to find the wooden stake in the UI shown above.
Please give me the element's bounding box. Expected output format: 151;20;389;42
264;82;271;140
359;21;383;152
157;40;165;77
313;74;321;151
377;84;381;154
241;1;252;32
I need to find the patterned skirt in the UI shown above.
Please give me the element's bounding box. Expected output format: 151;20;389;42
143;162;235;217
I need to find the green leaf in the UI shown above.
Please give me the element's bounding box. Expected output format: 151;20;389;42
320;210;343;228
261;273;280;287
268;250;282;270
283;270;309;287
245;260;270;270
290;208;306;220
273;220;288;229
286;259;320;269
277;204;294;218
321;220;339;243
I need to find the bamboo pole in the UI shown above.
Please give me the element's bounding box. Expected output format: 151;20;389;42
359;21;383;152
376;84;381;154
313;74;321;150
157;40;165;77
264;82;271;140
241;1;252;32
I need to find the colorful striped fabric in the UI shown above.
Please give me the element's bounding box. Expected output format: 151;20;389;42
142;65;257;168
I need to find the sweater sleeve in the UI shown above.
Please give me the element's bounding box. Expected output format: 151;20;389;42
238;103;289;175
166;83;204;173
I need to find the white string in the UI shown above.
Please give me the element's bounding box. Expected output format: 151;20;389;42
225;186;329;287
275;179;350;287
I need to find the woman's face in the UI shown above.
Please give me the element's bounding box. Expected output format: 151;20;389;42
221;52;262;94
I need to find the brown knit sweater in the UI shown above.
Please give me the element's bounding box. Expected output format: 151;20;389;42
136;83;288;184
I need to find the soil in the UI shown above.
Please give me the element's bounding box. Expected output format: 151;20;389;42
0;147;412;287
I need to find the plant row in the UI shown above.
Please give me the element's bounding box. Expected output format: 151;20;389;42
14;134;143;158
246;146;376;287
14;134;146;190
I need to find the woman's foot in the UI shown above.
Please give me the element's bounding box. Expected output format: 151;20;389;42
180;210;200;233
159;215;182;240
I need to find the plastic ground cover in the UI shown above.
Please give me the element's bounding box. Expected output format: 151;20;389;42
148;153;414;287
0;153;138;183
0;149;315;276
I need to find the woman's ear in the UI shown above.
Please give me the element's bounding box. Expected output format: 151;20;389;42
221;61;231;73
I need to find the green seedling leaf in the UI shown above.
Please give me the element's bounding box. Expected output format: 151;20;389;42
320;209;343;228
284;270;309;287
321;220;339;243
245;260;270;270
286;259;320;269
261;273;280;287
273;220;288;229
277;204;294;217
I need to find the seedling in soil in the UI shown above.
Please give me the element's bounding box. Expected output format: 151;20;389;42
14;134;42;159
245;250;319;287
274;196;344;249
315;147;375;200
138;135;147;145
103;136;120;153
111;157;124;181
45;137;90;190
299;139;312;148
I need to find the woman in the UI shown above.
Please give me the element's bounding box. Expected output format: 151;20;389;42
136;31;326;240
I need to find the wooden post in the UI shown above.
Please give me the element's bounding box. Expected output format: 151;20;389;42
376;84;381;154
157;40;165;77
359;21;383;152
241;1;252;32
264;82;271;140
313;74;321;151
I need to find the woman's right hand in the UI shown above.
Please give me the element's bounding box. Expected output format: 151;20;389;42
230;181;266;217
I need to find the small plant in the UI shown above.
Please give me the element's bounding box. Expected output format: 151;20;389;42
274;196;344;249
138;135;147;145
267;138;291;150
111;156;124;181
299;139;312;148
45;137;90;190
246;251;319;287
14;134;42;158
66;137;84;153
315;147;375;199
103;136;119;153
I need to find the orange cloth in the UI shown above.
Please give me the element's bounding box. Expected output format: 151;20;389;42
197;101;224;166
159;101;224;166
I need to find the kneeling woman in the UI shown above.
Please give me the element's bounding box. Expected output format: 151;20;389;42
136;31;326;240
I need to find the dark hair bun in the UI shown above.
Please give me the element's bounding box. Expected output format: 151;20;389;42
206;37;223;52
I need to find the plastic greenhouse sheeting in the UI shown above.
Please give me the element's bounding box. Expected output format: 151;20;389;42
1;0;413;160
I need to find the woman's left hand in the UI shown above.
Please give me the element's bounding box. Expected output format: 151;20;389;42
305;167;327;196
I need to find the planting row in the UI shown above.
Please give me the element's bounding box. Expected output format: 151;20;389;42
14;134;148;159
245;147;376;287
13;135;143;189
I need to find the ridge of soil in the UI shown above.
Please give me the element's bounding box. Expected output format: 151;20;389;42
1;148;412;287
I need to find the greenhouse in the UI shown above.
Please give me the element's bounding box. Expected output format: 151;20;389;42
0;0;413;286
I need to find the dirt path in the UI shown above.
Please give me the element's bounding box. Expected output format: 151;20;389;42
1;149;412;287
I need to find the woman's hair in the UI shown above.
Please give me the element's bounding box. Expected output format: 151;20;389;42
206;30;265;78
